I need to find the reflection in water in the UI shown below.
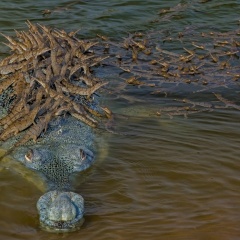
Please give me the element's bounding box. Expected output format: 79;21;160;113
0;0;240;239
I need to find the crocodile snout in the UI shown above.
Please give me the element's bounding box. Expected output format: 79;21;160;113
48;193;77;221
37;191;84;232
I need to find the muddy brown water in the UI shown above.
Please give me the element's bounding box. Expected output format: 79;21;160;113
0;0;240;239
1;107;240;239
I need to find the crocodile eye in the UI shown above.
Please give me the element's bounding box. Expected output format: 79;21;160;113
90;95;94;102
80;149;86;161
25;149;34;162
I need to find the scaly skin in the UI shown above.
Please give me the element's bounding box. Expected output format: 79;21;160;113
0;22;110;232
12;114;97;232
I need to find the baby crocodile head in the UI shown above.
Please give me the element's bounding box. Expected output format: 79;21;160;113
37;190;84;232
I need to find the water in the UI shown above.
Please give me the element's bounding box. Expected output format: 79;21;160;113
0;0;240;239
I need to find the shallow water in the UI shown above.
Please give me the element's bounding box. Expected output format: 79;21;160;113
0;0;240;239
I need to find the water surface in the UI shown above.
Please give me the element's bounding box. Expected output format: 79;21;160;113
0;1;240;239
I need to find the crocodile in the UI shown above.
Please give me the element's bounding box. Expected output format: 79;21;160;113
0;21;110;232
9;113;97;232
1;20;240;233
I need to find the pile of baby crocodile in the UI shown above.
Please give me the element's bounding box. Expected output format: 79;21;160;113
0;21;109;147
0;21;240;140
99;27;240;117
102;27;240;89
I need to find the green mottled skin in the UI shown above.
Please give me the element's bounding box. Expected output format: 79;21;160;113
0;90;103;232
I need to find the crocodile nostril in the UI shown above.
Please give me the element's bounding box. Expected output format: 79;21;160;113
37;191;84;232
48;194;77;221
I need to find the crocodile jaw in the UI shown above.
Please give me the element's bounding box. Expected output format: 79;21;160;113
37;191;84;232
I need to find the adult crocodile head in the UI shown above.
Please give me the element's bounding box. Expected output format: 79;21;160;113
11;116;97;232
0;21;109;233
